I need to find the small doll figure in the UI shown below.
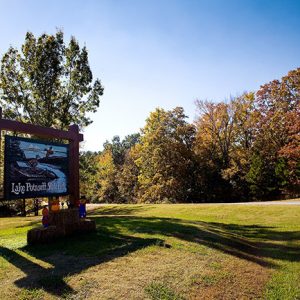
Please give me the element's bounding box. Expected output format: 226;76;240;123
42;206;49;228
79;196;87;218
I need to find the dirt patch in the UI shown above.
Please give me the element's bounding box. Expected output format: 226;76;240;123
189;257;271;300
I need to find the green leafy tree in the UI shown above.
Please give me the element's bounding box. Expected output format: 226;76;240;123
93;134;141;203
136;107;195;203
116;145;140;203
0;30;103;129
103;133;140;166
79;151;99;202
95;149;119;203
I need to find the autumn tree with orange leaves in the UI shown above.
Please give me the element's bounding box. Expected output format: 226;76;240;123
79;67;299;203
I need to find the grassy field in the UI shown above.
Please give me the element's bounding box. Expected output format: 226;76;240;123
0;202;300;299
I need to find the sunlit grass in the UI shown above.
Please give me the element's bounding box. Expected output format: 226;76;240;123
0;202;300;299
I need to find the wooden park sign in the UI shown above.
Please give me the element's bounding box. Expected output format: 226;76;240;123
0;108;96;244
0;107;82;206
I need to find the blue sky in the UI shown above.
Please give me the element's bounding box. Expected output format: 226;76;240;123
0;0;299;151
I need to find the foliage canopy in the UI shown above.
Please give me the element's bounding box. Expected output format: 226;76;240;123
0;30;103;129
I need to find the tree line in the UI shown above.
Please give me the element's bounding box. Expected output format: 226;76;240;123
80;68;300;203
0;31;298;205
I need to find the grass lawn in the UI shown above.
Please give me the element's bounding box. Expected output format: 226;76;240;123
0;203;300;299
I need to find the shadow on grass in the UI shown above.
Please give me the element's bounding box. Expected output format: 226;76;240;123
206;223;300;241
88;205;148;216
0;229;161;297
15;220;41;228
90;216;300;268
1;213;300;297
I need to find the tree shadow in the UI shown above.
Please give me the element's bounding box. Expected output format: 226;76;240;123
204;222;300;241
1;214;299;297
88;205;149;216
0;246;73;295
0;230;161;297
15;220;41;228
91;216;300;268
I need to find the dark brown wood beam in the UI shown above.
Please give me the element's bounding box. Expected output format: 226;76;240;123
68;124;81;206
0;118;83;142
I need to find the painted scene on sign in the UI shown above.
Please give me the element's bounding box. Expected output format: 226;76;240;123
5;136;69;199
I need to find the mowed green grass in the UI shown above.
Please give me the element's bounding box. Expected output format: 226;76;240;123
0;202;300;299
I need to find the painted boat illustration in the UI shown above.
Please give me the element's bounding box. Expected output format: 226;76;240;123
11;161;58;181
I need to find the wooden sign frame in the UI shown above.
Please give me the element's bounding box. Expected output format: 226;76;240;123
0;108;83;205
